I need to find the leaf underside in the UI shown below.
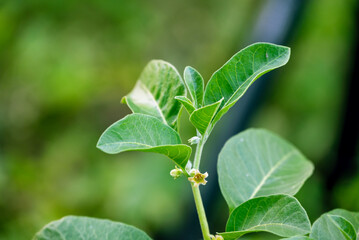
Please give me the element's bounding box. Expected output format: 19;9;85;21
122;60;185;128
329;209;359;238
310;214;357;240
281;236;315;240
218;128;314;210
204;42;290;127
184;66;204;108
97;114;191;170
33;216;151;240
220;195;311;240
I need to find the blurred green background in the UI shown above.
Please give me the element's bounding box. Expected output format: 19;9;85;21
0;0;358;239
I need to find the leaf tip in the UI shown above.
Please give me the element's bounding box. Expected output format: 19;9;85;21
96;139;108;153
184;65;192;72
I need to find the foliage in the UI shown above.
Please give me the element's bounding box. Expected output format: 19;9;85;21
32;42;359;240
218;129;313;210
97;113;191;170
33;216;151;240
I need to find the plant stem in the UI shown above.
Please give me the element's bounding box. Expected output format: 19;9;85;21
191;132;211;239
191;184;211;240
193;134;205;169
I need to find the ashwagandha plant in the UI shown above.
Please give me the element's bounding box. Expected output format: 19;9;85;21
33;42;359;240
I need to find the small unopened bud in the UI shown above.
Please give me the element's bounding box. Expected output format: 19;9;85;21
211;235;224;240
188;169;208;187
170;166;183;179
188;136;200;145
185;161;193;174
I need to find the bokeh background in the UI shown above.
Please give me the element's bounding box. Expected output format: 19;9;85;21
0;0;358;239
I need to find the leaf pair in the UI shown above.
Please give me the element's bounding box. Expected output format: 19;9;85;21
178;43;291;137
175;66;223;137
218;129;314;239
33;208;359;240
97;60;191;171
217;129;359;239
98;43;290;171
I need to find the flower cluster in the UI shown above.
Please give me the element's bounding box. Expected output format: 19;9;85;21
169;162;208;187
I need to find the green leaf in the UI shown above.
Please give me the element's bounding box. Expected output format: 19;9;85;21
310;214;357;240
218;128;314;210
189;98;223;136
33;216;151;240
97;113;191;170
122;60;185;128
204;43;290;127
175;96;195;115
184;66;204;108
281;237;315;240
219;195;311;240
329;209;359;237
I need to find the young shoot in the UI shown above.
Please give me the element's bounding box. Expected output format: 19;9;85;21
33;43;359;240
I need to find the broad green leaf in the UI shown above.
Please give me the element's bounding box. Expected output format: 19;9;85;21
175;96;195;115
184;66;204;108
204;43;290;127
218;128;313;210
220;195;311;240
122;60;185;128
281;237;314;240
33;216;151;240
310;214;356;240
97;114;191;170
189;98;223;136
329;209;359;237
286;238;313;240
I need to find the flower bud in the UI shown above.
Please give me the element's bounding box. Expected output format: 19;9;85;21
170;166;183;179
188;136;200;145
211;235;224;240
185;160;193;174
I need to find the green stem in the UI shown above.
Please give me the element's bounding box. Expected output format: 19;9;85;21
193;135;205;169
191;184;211;240
191;132;211;239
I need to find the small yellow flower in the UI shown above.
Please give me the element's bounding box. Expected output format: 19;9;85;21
188;169;208;187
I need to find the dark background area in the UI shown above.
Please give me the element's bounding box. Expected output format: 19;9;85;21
0;0;358;239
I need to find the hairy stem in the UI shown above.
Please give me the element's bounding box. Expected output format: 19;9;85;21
191;132;211;239
191;184;211;240
193;134;206;169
